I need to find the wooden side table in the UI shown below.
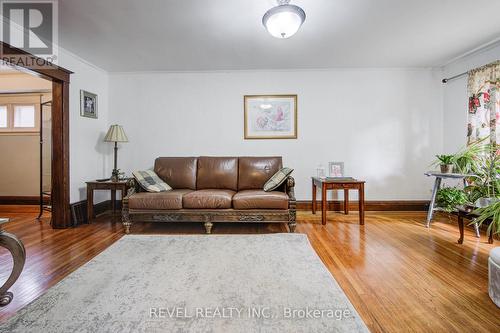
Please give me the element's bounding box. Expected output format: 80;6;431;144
456;206;494;244
86;180;130;223
0;218;26;306
312;177;365;225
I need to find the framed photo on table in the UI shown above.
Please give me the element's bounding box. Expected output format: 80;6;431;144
328;162;344;177
244;95;297;139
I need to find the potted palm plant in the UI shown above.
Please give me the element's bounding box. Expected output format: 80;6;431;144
453;140;499;238
452;139;484;174
473;200;499;238
463;142;499;206
435;154;455;173
431;139;499;238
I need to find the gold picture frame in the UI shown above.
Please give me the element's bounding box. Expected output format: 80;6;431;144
244;94;298;139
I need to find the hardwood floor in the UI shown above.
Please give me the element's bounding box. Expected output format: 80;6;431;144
0;205;499;332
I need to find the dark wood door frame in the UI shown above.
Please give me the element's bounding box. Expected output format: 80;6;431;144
1;42;73;228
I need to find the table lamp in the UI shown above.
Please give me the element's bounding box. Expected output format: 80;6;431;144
104;124;128;181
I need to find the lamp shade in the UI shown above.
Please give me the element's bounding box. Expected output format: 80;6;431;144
104;124;128;142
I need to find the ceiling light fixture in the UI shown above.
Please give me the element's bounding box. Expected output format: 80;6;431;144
262;0;306;39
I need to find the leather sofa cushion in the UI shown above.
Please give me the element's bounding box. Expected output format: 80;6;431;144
238;157;283;190
154;157;197;190
197;157;238;191
129;189;193;210
183;189;235;209
233;190;289;210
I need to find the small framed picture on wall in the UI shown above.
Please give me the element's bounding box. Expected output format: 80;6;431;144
328;162;344;177
80;90;98;119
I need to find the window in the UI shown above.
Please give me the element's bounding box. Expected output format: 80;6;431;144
0;105;7;128
0;104;38;132
14;105;36;128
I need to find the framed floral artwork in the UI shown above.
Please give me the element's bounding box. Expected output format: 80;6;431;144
244;95;297;139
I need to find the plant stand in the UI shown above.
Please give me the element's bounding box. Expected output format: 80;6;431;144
424;172;480;237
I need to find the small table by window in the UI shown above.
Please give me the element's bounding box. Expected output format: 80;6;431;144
86;180;131;223
311;177;365;225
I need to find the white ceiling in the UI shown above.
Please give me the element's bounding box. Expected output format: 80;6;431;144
58;0;500;72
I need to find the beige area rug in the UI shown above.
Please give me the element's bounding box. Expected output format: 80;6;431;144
0;234;369;332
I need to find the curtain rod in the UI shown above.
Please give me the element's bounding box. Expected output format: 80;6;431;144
442;71;467;84
442;60;499;83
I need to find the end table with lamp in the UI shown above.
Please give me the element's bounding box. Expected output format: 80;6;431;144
86;125;130;223
86;179;131;222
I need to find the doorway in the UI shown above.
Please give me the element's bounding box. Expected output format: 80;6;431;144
0;42;72;228
0;70;52;217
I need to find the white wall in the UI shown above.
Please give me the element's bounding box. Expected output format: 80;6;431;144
57;49;112;203
0;134;39;196
61;40;497;203
109;69;443;201
442;42;500;153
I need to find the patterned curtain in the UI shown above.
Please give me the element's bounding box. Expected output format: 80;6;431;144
467;60;500;145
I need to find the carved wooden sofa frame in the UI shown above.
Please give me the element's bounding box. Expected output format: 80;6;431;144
122;177;296;234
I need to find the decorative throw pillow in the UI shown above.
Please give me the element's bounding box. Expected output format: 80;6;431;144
263;167;293;192
132;170;172;192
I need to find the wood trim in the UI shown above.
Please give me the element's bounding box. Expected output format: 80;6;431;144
70;200;122;225
0;196;50;205
0;42;72;229
0;42;72;82
297;200;429;211
50;81;71;228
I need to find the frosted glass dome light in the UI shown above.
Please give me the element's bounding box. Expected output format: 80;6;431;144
262;0;306;39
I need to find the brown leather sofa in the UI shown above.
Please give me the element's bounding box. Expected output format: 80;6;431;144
122;156;296;234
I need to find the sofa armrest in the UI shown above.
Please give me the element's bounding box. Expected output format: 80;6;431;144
125;178;139;197
285;176;297;232
126;178;145;195
285;176;296;203
122;179;138;234
123;178;139;208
